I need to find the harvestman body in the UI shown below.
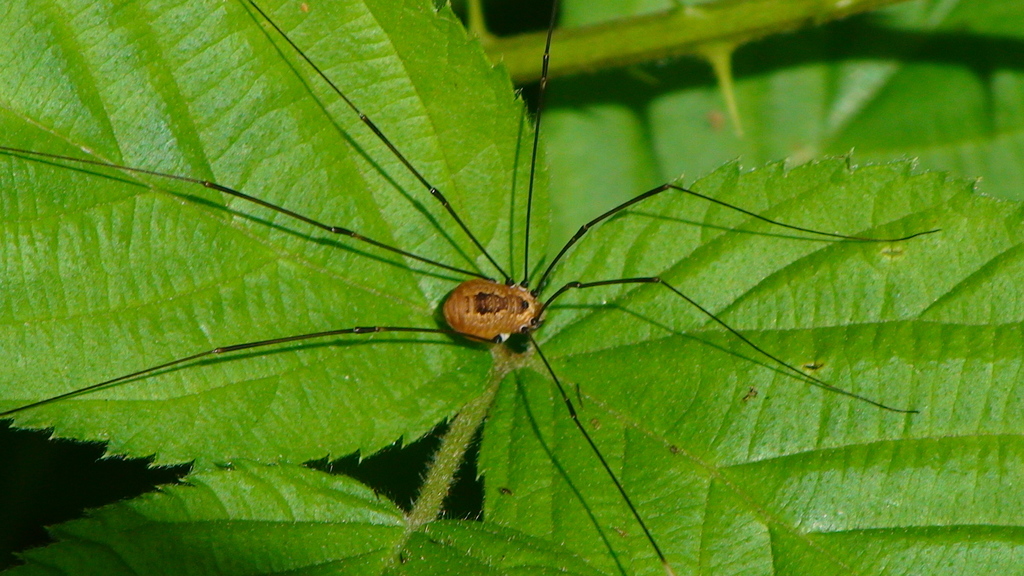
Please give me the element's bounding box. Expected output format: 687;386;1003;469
444;279;542;342
0;1;939;574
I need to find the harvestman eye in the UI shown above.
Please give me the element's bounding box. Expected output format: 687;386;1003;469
0;0;941;574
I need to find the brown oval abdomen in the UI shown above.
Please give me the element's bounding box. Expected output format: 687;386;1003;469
443;279;541;342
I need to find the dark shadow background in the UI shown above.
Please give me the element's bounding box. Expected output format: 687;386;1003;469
5;0;1021;569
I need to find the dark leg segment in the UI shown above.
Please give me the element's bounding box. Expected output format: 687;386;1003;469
0;326;450;418
527;334;676;576
244;1;510;282
521;0;560;287
534;182;940;293
0;146;488;280
543;277;917;413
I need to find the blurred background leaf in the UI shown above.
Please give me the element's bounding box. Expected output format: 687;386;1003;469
541;0;1024;246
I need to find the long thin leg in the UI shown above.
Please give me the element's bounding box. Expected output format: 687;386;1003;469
0;146;488;280
245;0;510;283
543;277;917;413
0;326;451;419
534;182;940;293
521;0;560;287
527;334;677;576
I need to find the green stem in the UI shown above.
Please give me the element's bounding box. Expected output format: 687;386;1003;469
466;0;495;43
397;357;508;557
700;42;743;136
484;0;915;84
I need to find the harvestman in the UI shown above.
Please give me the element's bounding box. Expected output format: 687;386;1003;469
0;1;938;574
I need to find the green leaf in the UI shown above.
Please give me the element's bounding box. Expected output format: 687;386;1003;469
3;1;1024;576
0;0;533;464
6;461;604;576
486;158;1024;575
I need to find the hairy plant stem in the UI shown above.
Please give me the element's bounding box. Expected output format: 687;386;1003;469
394;346;522;561
484;0;916;84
